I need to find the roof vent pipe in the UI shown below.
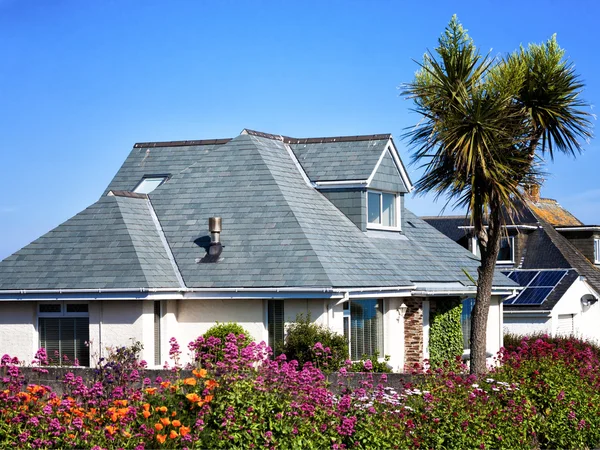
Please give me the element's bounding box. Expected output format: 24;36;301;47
208;217;223;257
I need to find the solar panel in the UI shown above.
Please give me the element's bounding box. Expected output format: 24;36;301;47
504;269;569;306
506;271;539;286
530;270;567;287
512;287;553;305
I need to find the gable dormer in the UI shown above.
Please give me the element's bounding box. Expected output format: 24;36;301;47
288;134;412;232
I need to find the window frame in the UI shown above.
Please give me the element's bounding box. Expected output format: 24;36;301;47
594;238;600;264
343;299;384;361
366;190;401;231
38;301;90;366
133;174;169;194
496;236;515;264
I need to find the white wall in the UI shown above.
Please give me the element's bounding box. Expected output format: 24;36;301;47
89;300;146;366
487;296;503;356
0;302;36;364
552;278;600;343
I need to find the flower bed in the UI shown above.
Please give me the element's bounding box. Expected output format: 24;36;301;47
1;335;599;449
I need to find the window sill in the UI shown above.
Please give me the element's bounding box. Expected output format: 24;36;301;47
496;261;514;265
367;224;402;232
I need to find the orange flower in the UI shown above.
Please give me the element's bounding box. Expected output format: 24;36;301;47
171;411;177;417
204;395;214;403
186;393;200;403
113;399;128;407
156;434;167;444
145;387;157;395
143;403;151;411
68;434;76;440
155;423;164;431
205;379;219;390
172;419;181;427
160;417;171;426
180;425;191;437
157;406;168;413
169;429;178;439
193;368;207;378
160;381;171;389
183;377;196;386
123;431;132;438
105;425;117;436
142;410;151;419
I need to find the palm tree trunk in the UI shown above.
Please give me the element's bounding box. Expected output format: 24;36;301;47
470;201;502;375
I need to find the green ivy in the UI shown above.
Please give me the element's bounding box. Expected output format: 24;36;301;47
429;298;463;368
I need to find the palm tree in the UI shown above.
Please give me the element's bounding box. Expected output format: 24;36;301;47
403;16;592;374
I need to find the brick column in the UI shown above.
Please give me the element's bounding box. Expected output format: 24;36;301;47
403;298;423;369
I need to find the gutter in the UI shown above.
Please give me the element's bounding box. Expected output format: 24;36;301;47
555;226;600;232
458;225;539;230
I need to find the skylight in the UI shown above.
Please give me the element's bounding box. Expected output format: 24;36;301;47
133;176;167;194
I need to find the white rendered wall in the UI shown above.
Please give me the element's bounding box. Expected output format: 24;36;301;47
486;296;503;356
552;279;600;343
0;302;36;364
88;300;146;366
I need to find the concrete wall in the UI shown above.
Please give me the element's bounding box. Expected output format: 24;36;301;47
503;315;551;336
0;302;36;363
552;278;600;343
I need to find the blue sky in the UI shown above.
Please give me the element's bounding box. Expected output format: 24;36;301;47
1;0;598;260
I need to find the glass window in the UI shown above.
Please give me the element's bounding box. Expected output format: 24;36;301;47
461;298;475;350
343;299;383;360
595;238;600;264
268;300;285;357
368;192;381;224
367;191;398;228
133;176;167;194
497;237;514;263
39;317;89;366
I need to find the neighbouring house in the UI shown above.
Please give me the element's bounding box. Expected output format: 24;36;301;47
424;186;600;343
0;129;515;370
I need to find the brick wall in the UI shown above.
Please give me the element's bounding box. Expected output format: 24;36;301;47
403;298;423;369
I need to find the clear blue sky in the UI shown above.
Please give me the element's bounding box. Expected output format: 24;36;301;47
1;0;598;260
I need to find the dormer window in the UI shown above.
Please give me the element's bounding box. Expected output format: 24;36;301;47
133;176;167;194
367;191;399;230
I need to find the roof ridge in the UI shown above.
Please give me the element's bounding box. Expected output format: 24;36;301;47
133;138;232;148
242;128;391;144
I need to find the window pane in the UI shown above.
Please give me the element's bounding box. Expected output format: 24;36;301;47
39;317;89;366
461;298;475;350
154;301;161;366
381;193;396;227
268;300;285;357
40;304;61;313
350;299;383;360
497;237;513;262
134;177;166;194
66;304;88;313
367;192;381;224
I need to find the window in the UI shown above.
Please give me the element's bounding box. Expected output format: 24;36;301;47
461;298;475;350
343;299;383;360
471;236;514;264
38;302;89;366
497;237;515;263
594;238;600;264
133;176;167;194
268;300;284;357
367;191;398;228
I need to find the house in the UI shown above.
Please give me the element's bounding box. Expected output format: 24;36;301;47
0;129;516;370
424;186;600;342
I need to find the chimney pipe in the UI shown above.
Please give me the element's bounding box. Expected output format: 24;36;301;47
208;217;223;258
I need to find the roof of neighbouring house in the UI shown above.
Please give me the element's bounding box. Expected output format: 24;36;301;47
0;129;514;293
422;195;600;311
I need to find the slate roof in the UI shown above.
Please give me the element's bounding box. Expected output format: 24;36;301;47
0;195;180;290
0;130;514;293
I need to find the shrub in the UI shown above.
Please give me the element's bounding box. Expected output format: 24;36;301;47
188;323;253;369
283;314;348;372
429;298;463;368
347;351;392;373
